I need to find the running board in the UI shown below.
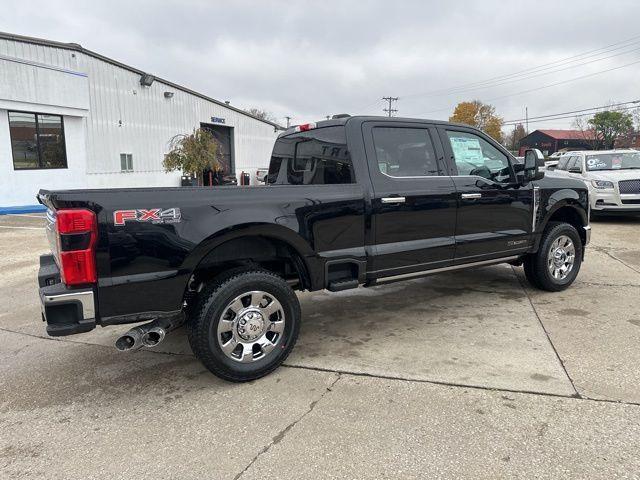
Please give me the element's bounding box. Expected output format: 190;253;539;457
327;278;359;292
369;255;521;286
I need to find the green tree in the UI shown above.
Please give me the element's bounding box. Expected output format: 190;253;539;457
163;128;221;183
449;100;503;142
588;110;634;149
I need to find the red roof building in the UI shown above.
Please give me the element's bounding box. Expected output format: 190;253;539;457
518;129;596;155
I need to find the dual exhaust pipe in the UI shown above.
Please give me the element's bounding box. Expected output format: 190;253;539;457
114;316;181;352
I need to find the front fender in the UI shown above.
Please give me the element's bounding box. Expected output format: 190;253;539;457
531;188;589;252
541;189;589;227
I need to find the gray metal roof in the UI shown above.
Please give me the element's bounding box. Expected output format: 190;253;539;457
0;31;284;130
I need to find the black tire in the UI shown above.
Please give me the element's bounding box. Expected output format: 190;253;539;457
523;221;583;292
187;268;300;382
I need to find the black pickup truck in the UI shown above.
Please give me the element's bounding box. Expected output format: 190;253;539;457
37;115;591;381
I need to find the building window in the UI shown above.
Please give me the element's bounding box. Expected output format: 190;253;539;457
120;153;133;172
9;111;67;170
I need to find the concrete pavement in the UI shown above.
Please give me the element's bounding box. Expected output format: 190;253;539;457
1;213;639;479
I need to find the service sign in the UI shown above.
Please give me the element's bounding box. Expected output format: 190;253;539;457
211;116;226;124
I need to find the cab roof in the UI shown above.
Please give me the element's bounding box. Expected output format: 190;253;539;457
277;115;471;138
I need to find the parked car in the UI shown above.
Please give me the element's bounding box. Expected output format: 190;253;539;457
544;151;573;170
549;149;640;215
255;168;269;184
37;116;591;382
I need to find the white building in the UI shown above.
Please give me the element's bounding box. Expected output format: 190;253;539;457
0;32;281;210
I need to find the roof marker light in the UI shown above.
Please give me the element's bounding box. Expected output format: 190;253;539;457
294;123;316;133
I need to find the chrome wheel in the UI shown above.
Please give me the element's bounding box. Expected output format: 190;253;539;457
547;235;576;280
217;291;285;363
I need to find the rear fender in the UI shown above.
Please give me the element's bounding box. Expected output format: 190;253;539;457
184;223;322;289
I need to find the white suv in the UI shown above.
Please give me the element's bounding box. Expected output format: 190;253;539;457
550;149;640;214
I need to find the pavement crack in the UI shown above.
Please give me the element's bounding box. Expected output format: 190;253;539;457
4;327;639;408
282;363;640;407
592;246;640;275
232;373;341;480
512;266;581;399
578;281;640;288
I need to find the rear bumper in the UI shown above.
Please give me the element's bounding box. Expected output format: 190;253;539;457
38;254;96;336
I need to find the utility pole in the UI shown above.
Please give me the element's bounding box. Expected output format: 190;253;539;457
382;96;398;117
284;116;292;128
525;106;529;134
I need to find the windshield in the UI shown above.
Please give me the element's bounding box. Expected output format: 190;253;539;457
586;152;640;171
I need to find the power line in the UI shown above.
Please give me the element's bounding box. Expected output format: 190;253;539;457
353;34;640;117
503;104;640;127
419;57;640;116
485;59;640;103
403;34;640;100
503;100;640;123
405;44;640;101
382;96;398;117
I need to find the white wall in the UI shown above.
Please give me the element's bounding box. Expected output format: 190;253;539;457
78;54;278;188
0;36;280;207
0;54;89;113
0;110;87;206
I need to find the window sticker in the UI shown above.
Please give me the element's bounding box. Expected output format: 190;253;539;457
586;157;607;170
450;137;483;164
612;156;622;169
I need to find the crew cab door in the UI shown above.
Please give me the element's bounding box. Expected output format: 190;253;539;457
362;121;457;279
438;126;533;262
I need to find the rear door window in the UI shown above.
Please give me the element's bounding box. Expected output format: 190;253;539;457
267;126;354;185
371;127;442;177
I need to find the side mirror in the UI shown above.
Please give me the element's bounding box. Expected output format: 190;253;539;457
567;166;582;174
523;149;545;182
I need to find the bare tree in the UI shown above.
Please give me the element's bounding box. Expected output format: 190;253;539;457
505;123;527;151
246;107;277;123
572;116;600;150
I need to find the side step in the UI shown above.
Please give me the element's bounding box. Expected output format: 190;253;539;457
327;279;358;292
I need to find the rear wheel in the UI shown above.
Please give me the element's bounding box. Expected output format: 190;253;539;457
523;222;583;292
187;269;300;382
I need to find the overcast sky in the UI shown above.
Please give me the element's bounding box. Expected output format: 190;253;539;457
2;0;640;130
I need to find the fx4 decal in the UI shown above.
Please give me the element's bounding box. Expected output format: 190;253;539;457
114;208;181;226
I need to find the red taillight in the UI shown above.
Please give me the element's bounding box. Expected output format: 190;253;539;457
56;209;97;286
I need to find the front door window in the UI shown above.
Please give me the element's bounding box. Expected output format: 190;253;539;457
446;130;512;183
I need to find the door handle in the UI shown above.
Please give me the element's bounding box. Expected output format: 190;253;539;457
461;193;482;200
381;196;406;204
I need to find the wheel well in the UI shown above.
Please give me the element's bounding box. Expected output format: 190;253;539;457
547;206;587;244
184;236;310;306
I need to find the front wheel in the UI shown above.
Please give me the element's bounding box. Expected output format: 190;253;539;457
523;222;583;292
187;269;301;382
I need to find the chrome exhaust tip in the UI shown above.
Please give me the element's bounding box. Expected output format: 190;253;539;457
115;328;144;352
114;315;183;353
141;327;166;348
